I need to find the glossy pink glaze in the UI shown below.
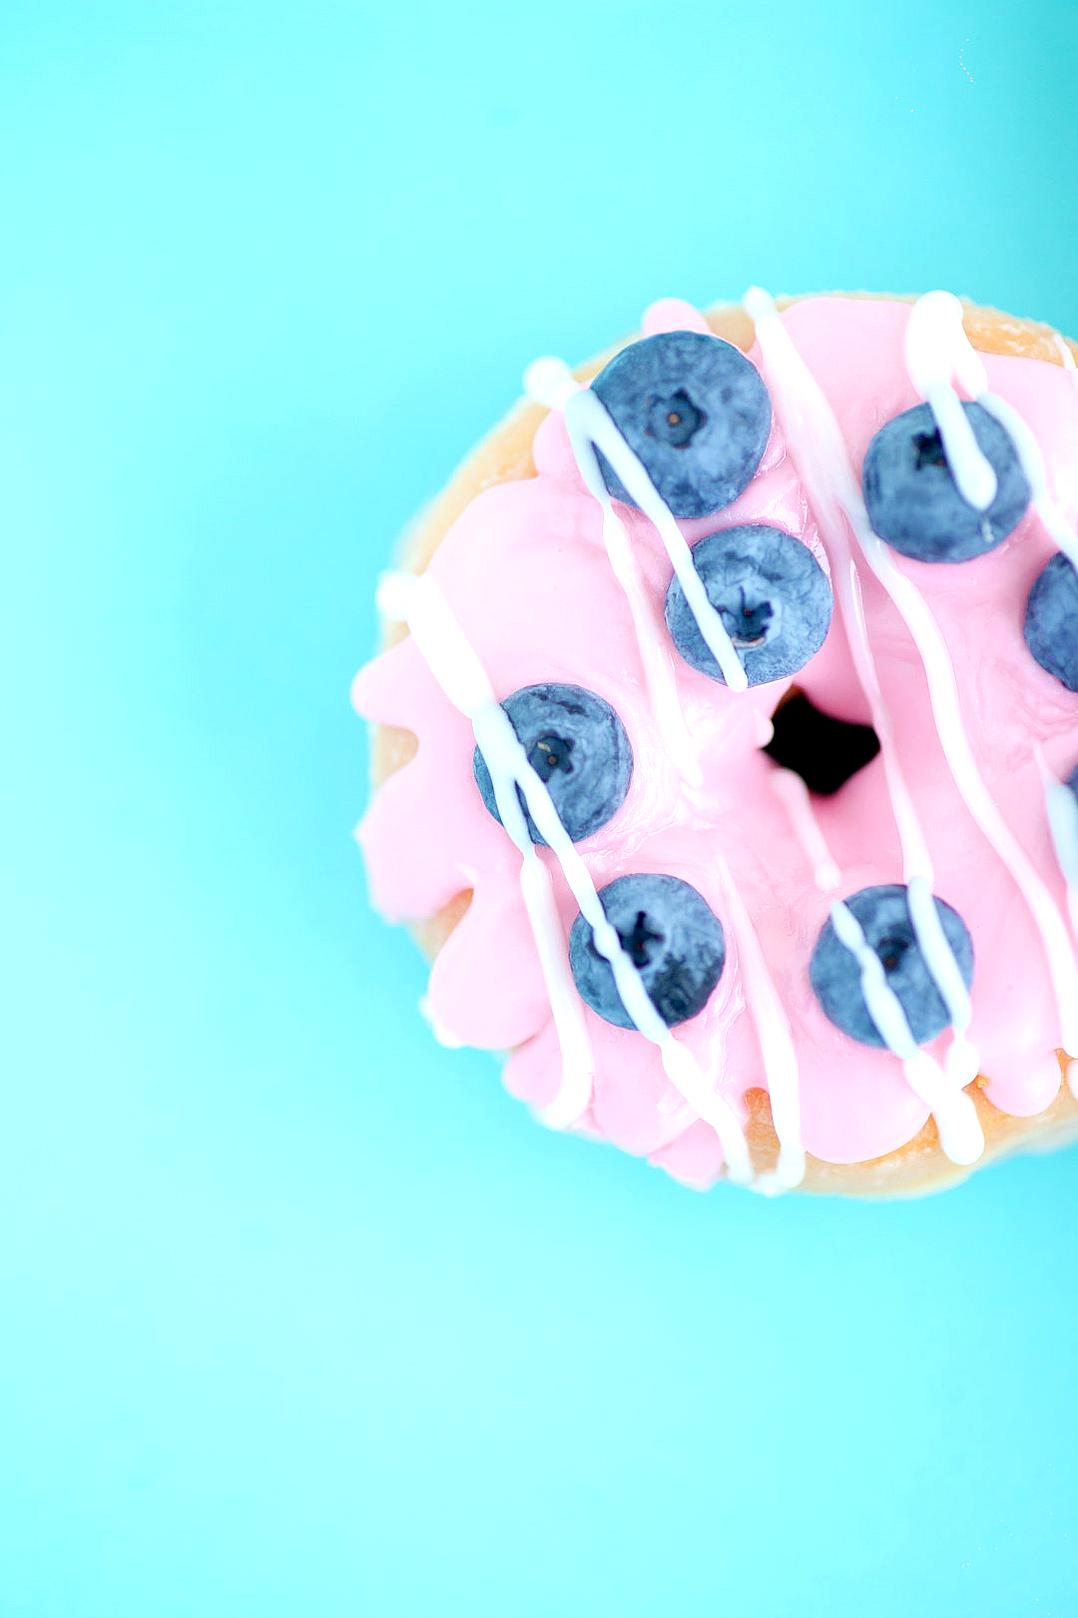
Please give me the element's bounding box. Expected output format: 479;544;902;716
353;297;1078;1186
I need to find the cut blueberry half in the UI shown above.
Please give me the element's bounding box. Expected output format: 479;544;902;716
569;873;726;1031
862;401;1030;562
809;883;974;1048
473;682;632;845
1024;552;1078;692
590;330;772;519
665;525;833;686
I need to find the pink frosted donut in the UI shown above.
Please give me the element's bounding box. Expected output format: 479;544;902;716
353;292;1078;1196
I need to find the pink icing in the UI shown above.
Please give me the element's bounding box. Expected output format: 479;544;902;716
353;296;1078;1186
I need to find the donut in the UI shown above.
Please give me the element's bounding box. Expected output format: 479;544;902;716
352;290;1078;1196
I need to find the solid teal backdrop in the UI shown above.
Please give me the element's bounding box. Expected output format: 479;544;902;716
1;2;1076;1614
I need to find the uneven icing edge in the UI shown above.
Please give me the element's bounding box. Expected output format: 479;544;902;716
375;569;755;1181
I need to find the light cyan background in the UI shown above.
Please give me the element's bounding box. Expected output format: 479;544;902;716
2;3;1076;1614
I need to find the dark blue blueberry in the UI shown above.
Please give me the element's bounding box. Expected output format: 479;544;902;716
474;682;632;845
1068;763;1078;801
1024;552;1078;692
809;883;974;1049
862;401;1030;562
664;524;833;686
590;330;771;519
568;873;726;1031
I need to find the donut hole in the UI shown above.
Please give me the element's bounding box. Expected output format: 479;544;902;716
763;691;880;796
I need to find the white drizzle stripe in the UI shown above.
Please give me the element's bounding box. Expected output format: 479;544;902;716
743;287;980;1085
845;525;1078;1058
524;361;701;785
528;353;814;1186
906;296;1078;566
1036;752;1078;941
751;285;1078;1075
377;569;755;1180
904;293;998;510
528;361;704;786
1040;339;1077;1074
829;901;985;1166
843;555;933;876
568;387;750;692
895;295;1078;1055
378;571;594;1129
1053;330;1078;416
978;391;1078;570
906;875;978;1086
1040;766;1078;1100
652;1041;753;1185
715;854;806;1191
772;777;982;1162
744;294;932;879
1054;333;1078;376
771;767;842;892
517;856;597;1129
525;356;750;693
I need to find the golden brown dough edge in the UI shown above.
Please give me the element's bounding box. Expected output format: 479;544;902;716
367;293;1078;1196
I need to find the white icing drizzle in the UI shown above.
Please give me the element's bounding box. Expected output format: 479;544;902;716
744;288;981;1093
897;295;1078;1058
378;570;594;1130
906;297;1078;573
1040;336;1078;1098
1046;781;1078;919
1035;748;1078;943
1053;331;1078;381
905;874;978;1087
714;854;806;1191
523;358;702;786
772;775;985;1166
526;353;815;1188
1040;761;1078;1100
750;286;1078;1084
828;900;985;1165
524;355;751;695
375;299;1078;1181
978;390;1078;571
771;767;842;892
904;291;997;512
377;568;755;1179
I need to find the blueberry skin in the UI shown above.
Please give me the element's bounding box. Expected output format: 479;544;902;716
569;873;726;1031
664;524;833;686
590;330;772;520
473;682;632;845
1024;552;1078;692
862;401;1030;562
1068;764;1078;801
810;884;975;1049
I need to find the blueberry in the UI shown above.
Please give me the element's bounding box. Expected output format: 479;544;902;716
568;873;726;1031
664;524;833;686
474;682;632;845
1024;552;1078;692
862;401;1030;562
810;884;974;1048
590;330;771;519
1069;764;1078;800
